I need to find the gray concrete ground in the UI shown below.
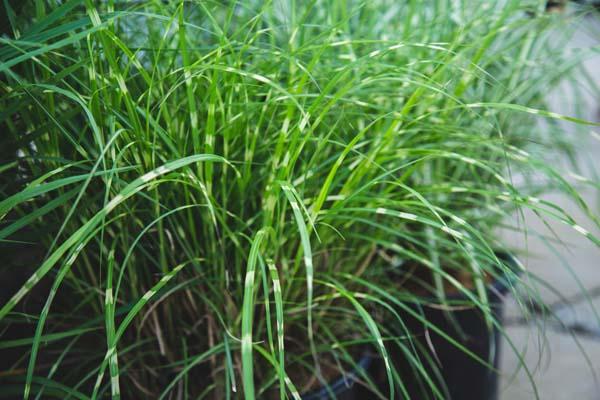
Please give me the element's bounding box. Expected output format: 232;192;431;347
499;10;600;400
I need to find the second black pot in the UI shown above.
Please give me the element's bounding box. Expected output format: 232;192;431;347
375;252;518;400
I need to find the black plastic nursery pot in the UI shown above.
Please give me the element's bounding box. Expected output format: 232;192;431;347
377;252;519;400
300;354;374;400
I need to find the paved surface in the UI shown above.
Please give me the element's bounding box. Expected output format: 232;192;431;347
499;10;600;400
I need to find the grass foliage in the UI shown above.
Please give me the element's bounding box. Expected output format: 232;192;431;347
1;0;599;398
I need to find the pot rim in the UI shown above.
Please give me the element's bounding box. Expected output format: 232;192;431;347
407;251;520;303
300;353;372;400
